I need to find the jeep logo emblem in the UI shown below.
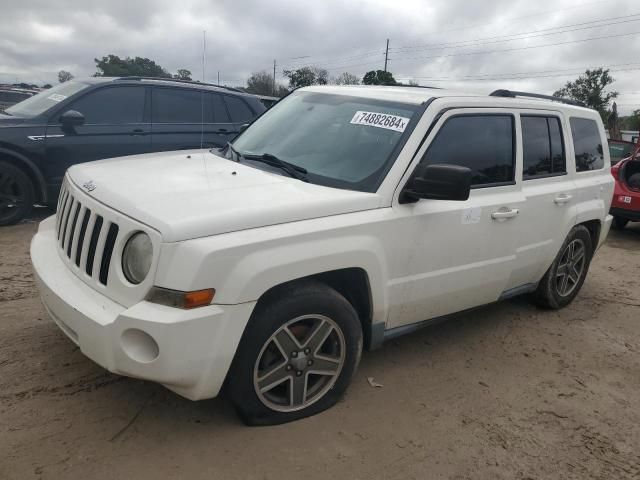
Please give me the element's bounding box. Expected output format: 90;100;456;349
82;180;96;192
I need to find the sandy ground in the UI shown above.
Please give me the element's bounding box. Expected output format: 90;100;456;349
1;211;639;480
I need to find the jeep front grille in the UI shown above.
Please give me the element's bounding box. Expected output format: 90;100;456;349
56;182;119;286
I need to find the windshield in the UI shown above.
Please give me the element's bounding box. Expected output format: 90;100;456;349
231;91;420;192
5;80;88;117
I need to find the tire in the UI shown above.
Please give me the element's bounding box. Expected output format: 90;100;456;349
227;280;363;426
612;216;629;230
533;225;593;309
0;161;35;226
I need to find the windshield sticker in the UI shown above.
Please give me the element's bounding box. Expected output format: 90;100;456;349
47;94;67;102
350;111;410;133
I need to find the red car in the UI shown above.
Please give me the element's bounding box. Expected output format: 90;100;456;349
610;142;640;229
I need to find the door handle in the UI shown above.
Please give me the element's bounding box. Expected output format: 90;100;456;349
215;129;229;133
554;194;573;205
130;128;146;136
491;208;519;220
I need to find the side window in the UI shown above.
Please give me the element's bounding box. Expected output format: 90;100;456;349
211;93;230;123
570;117;604;172
223;95;254;123
69;87;145;124
521;116;566;179
422;114;515;187
152;88;212;123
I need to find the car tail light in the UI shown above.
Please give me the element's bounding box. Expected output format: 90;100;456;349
611;163;622;179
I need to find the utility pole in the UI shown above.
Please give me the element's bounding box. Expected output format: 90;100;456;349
273;59;277;96
384;38;389;73
217;71;220;85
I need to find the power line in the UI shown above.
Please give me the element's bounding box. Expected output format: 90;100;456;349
282;28;640;75
389;30;640;64
400;0;613;39
390;14;640;53
281;1;618;71
396;67;640;83
395;62;640;81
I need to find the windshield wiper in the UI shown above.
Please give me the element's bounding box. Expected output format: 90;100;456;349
241;152;308;181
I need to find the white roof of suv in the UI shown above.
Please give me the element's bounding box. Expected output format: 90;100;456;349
302;85;593;114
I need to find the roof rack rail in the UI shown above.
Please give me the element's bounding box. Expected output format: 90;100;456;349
114;76;244;93
489;89;585;107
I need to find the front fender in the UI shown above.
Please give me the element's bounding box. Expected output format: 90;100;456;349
155;218;391;328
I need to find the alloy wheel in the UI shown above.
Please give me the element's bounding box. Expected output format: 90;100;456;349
253;314;346;412
555;239;586;297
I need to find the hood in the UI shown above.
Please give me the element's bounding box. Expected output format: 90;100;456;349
67;149;381;242
0;113;27;126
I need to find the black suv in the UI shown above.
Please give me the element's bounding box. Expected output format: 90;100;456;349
0;77;266;225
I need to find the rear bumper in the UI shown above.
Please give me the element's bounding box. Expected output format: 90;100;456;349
31;216;255;400
610;207;640;222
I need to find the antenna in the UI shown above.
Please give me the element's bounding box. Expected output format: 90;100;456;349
200;30;206;149
202;30;206;82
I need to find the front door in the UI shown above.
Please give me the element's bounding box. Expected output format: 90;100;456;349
44;85;150;186
388;110;525;329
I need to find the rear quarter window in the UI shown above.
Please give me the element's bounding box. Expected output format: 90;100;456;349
224;95;254;123
570;117;604;172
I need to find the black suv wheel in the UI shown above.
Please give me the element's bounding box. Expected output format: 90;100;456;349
0;161;34;225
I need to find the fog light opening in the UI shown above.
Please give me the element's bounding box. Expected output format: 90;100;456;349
121;328;159;363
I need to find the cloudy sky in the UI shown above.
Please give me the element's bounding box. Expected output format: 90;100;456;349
1;0;639;113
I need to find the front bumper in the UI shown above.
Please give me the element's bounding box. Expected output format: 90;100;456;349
31;216;255;400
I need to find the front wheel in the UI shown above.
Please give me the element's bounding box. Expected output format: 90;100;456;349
0;161;35;226
227;280;362;426
533;225;593;309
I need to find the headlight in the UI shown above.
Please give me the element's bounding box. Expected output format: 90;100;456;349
122;232;153;284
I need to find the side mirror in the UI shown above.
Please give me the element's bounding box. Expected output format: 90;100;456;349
59;110;85;127
239;123;250;133
400;163;472;203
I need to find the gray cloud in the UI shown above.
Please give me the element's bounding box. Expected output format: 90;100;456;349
0;0;638;113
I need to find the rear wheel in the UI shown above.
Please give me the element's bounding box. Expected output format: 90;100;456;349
612;216;629;230
227;280;362;426
533;226;593;309
0;161;34;226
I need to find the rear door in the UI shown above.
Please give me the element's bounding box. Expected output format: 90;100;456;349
509;111;577;288
222;94;257;137
44;85;150;183
150;87;235;152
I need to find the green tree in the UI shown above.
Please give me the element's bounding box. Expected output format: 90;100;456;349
362;70;397;86
174;69;192;80
246;71;275;95
58;70;73;83
94;54;171;78
553;68;617;119
332;72;360;85
628;110;640;131
283;66;328;89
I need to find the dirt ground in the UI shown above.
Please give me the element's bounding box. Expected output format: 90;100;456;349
1;211;639;480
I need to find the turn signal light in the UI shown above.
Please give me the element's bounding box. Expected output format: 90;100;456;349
146;287;215;309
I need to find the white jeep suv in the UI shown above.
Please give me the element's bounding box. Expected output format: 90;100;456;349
31;86;614;425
